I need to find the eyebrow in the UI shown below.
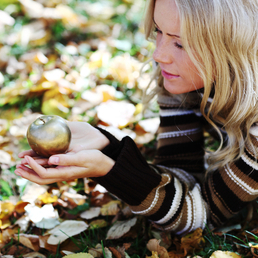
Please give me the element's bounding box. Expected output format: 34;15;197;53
153;19;181;38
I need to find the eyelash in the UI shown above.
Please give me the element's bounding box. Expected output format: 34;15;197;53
154;27;183;49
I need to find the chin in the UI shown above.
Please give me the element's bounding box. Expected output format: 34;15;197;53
163;81;186;95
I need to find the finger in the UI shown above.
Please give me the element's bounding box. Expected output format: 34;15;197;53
21;156;49;166
18;149;38;158
14;167;61;185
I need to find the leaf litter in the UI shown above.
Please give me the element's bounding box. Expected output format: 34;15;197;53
0;0;258;257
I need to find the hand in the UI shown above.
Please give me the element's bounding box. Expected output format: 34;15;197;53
15;121;115;184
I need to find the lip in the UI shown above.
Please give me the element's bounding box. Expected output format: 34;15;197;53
161;70;180;80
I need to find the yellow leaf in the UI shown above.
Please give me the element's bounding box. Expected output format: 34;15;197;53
180;228;205;253
210;250;241;258
37;192;58;204
0;218;11;229
146;251;160;258
0;201;15;220
146;239;169;258
100;200;122;216
89;219;108;229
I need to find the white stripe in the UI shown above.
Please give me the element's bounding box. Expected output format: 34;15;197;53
157;165;196;187
157;128;202;139
154;178;183;224
132;174;171;215
225;164;258;195
159;109;194;117
176;196;192;235
241;152;258;170
191;185;206;229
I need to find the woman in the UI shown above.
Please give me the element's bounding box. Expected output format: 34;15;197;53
15;0;258;235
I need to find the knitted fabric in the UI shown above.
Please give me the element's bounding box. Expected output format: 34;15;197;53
94;91;258;235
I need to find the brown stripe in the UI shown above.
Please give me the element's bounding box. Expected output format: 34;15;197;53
221;163;258;202
130;174;171;216
207;174;232;224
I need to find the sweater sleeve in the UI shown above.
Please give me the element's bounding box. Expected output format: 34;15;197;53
202;123;258;227
93;91;208;235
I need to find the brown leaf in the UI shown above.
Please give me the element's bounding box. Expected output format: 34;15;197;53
146;239;169;258
106;217;137;240
108;247;122;258
14;201;30;214
180;228;204;254
14;234;40;251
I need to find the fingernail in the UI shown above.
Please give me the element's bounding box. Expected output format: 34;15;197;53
49;156;59;164
25;156;30;165
15;170;22;176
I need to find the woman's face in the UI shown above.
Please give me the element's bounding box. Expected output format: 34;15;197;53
153;0;204;94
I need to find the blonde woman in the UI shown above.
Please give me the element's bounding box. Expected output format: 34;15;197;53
15;0;258;235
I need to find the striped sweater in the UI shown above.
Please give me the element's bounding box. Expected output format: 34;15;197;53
94;89;258;235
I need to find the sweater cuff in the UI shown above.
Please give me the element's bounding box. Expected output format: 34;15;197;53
93;136;162;206
95;126;121;161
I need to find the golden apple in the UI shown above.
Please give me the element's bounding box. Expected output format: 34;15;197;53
27;115;71;157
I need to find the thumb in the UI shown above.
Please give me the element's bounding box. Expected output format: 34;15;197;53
48;153;77;166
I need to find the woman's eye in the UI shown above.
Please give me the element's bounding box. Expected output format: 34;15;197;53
175;42;183;49
154;26;162;34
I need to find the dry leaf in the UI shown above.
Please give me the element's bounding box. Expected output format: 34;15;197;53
47;220;88;245
146;239;169;258
210;250;242;258
146;251;160;258
96;100;136;128
0;201;15;220
37;192;58;204
80;207;101;220
63;253;94;258
89;219;108;229
22;252;46;258
106;217;137;240
180;228;204;254
14;234;40;251
14;201;30;214
100;200;122;216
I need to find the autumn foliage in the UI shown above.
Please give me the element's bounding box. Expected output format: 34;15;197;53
1;0;258;257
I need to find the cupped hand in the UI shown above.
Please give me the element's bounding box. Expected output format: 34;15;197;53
15;121;114;184
15;149;115;185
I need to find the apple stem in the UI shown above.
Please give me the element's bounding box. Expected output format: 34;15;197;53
39;118;45;124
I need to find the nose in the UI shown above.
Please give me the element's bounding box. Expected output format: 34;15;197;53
153;38;172;64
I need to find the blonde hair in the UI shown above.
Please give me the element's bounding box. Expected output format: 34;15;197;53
144;0;258;171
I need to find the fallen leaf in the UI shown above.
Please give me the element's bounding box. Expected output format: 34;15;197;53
37;192;58;204
63;252;94;258
14;201;30;214
22;252;46;258
25;204;60;229
47;220;88;245
146;251;159;258
180;228;205;254
0;201;15;220
89;219;108;229
80;207;101;220
146;239;169;258
96;100;136;128
14;234;40;251
106;217;137;240
100;200;122;216
210;250;242;258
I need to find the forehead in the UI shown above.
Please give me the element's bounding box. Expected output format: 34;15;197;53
153;0;180;32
